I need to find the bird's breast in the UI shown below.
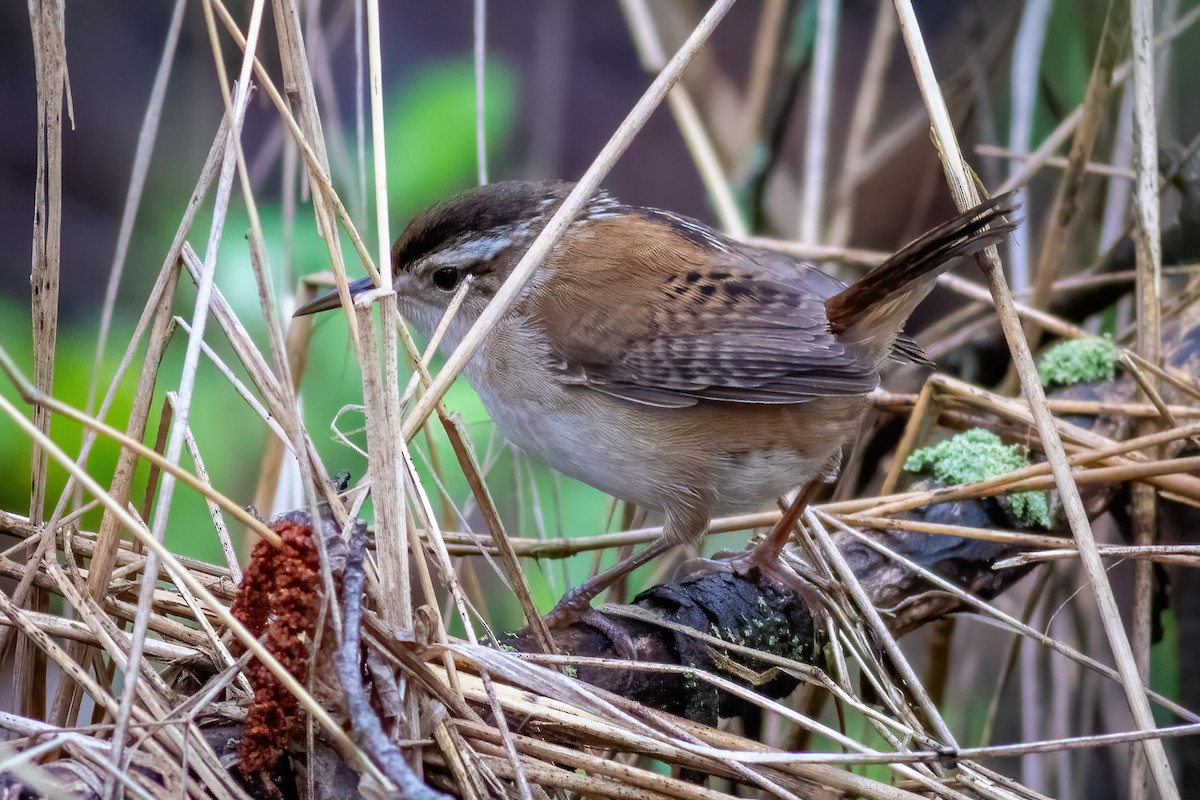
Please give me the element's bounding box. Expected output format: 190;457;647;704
463;329;870;515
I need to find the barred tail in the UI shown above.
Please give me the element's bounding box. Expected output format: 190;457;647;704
825;193;1019;346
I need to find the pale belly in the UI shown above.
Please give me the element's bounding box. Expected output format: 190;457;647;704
472;368;868;516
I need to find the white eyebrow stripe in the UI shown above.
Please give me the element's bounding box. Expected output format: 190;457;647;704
434;233;514;267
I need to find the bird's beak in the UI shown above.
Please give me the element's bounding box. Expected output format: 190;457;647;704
293;275;378;317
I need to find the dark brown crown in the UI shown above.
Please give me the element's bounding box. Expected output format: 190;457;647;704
390;180;573;273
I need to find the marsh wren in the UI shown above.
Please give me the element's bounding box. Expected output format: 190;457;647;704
296;181;1017;627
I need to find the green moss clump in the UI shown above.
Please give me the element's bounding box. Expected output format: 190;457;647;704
905;428;1051;529
1037;335;1121;388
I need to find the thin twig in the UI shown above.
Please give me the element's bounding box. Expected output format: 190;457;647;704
1129;0;1165;795
173;393;242;584
976;144;1137;180
474;0;488;185
996;545;1200;569
619;0;746;236
798;0;840;243
337;524;448;799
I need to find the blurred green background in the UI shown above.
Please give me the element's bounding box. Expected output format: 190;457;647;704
0;55;615;634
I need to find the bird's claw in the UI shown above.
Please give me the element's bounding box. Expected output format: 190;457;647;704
544;591;640;661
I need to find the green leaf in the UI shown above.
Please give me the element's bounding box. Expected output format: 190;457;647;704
386;60;516;217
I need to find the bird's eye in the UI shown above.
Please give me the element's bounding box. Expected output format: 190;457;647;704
431;267;461;291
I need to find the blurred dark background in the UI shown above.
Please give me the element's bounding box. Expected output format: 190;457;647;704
0;1;1038;318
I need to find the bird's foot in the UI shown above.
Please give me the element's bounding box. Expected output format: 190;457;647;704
680;541;801;585
680;546;830;620
541;582;596;630
683;481;816;581
707;538;790;577
540;538;676;660
679;481;829;611
543;586;640;661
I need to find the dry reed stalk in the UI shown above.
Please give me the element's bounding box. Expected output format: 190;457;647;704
109;10;270;755
1128;0;1166;796
86;0;186;422
621;0;747;236
798;0;840;244
1022;0;1129;349
24;0;69;728
827;0;897;246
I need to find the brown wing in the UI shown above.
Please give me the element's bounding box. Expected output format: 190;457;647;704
535;214;881;408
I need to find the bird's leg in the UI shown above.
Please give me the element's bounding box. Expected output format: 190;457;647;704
544;503;708;659
736;480;820;572
680;481;819;582
691;481;834;618
543;537;676;628
540;539;672;661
